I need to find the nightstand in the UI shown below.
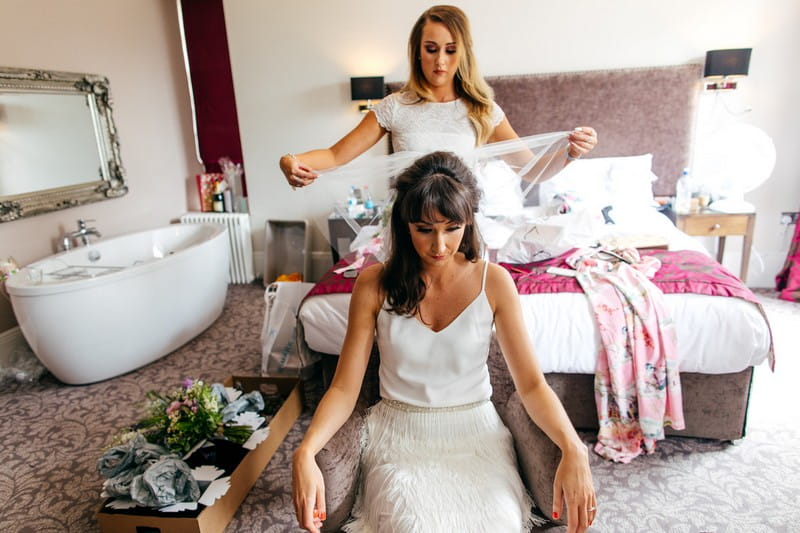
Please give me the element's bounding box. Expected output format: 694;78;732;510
328;212;380;263
675;210;756;283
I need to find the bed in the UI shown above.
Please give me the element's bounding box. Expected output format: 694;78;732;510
297;64;773;442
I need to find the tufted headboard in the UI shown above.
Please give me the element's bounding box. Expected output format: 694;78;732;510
387;64;703;195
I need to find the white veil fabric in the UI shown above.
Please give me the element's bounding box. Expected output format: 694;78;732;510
304;131;575;269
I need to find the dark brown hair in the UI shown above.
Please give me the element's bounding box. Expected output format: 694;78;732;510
382;151;482;316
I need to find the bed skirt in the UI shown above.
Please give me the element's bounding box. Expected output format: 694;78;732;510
544;369;753;441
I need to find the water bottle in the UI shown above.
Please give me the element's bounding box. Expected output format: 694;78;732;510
347;185;364;218
363;185;374;216
675;168;692;214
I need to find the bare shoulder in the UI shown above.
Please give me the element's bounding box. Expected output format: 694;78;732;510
485;262;518;310
351;263;385;313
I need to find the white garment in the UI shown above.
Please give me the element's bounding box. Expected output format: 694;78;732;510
342;260;541;532
343;400;538;533
376;260;493;407
372;91;506;156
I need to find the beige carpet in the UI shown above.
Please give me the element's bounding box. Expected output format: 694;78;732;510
1;284;798;532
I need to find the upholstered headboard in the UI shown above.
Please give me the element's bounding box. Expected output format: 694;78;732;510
387;64;703;195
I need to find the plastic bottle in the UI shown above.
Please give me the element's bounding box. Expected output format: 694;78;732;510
675;168;692;214
347;186;364;218
363;185;374;216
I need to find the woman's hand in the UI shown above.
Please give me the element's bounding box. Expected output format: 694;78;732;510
552;444;596;533
292;447;326;532
567;127;598;160
280;153;319;188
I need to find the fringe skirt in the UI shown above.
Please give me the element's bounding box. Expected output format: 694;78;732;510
342;398;543;533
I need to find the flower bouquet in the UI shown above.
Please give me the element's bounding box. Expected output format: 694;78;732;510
97;378;281;511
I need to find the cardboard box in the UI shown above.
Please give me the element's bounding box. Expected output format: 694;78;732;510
96;376;303;533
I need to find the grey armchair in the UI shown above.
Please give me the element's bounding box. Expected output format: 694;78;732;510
314;338;565;531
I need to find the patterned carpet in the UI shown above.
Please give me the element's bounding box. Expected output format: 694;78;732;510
1;284;798;533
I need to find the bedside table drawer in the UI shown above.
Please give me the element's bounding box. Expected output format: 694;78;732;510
680;214;749;236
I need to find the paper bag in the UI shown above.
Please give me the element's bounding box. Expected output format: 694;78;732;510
260;282;317;376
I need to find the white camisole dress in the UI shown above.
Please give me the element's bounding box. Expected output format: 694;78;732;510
342;261;542;533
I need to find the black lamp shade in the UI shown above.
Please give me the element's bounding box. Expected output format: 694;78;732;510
350;76;385;100
704;49;752;78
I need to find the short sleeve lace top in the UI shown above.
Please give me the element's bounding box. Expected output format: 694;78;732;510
372;91;506;156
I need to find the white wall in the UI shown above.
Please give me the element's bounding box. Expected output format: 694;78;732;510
0;0;202;330
225;0;800;287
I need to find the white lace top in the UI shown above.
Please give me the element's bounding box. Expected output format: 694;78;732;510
372;91;506;156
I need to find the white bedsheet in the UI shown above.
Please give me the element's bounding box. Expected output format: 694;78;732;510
298;291;771;374
298;207;771;374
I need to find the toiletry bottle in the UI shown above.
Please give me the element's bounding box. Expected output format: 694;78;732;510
363;185;374;217
675;168;692;214
347;185;364;218
212;182;225;212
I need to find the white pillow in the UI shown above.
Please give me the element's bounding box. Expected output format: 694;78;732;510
538;158;613;207
539;154;658;209
605;154;658;208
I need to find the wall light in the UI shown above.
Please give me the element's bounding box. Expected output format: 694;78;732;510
704;48;752;90
350;76;384;112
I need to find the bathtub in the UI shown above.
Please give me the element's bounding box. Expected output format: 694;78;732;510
6;223;230;384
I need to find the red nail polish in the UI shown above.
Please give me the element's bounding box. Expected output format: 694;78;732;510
320;512;327;521
553;511;560;520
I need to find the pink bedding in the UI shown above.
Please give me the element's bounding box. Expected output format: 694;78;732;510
306;249;759;304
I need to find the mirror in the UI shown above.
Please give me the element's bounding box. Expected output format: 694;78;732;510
0;67;127;222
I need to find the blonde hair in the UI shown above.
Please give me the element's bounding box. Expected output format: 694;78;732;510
404;5;495;145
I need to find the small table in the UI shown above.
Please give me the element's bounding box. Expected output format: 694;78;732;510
675;210;756;283
328;211;380;263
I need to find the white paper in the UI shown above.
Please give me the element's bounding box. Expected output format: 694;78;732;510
242;427;270;450
198;476;231;506
105;498;141;510
225;386;242;403
233;411;265;431
191;464;225;482
159;502;198;513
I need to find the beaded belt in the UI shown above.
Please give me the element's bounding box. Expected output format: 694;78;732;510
381;398;489;413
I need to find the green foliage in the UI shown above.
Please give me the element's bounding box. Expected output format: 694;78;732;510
118;379;254;455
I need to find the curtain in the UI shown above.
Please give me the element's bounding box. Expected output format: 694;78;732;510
179;0;247;196
775;222;800;302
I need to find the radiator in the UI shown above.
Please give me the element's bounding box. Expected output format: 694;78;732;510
180;212;255;284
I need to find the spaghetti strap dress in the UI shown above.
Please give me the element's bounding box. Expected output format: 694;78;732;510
342;260;542;533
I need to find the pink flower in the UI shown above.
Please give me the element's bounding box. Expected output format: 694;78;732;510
166;401;182;414
182;378;194;389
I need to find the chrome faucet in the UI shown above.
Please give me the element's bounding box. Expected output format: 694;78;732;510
62;219;101;250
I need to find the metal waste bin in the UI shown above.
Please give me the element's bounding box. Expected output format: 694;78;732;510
263;219;311;285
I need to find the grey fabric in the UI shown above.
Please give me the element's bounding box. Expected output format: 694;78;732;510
317;406;367;531
497;391;563;525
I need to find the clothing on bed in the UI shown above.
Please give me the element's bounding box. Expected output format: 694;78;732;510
343;260;541;532
566;248;684;463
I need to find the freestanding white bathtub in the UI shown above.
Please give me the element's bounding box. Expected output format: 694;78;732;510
6;223;230;384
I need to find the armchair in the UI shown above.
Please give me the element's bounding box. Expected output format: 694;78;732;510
314;338;565;531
